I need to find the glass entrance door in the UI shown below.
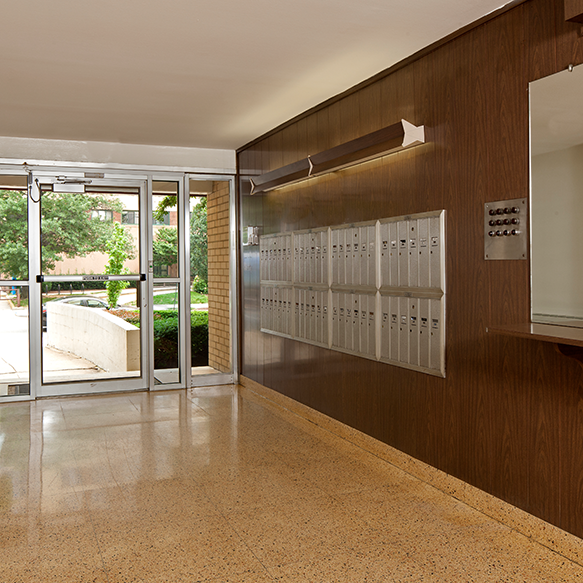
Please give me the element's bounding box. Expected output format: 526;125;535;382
33;175;149;396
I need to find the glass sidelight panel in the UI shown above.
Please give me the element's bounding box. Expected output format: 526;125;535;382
38;181;144;386
0;284;30;397
0;176;30;397
189;179;231;379
151;181;182;386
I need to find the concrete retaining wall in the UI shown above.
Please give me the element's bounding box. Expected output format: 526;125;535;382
46;302;140;372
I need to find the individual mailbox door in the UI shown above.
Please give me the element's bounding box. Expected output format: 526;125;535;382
390;296;399;362
294;291;300;339
296;233;304;284
321;230;329;285
430;216;442;290
364;294;375;358
418;218;430;288
283;288;291;336
311;234;318;284
315;234;322;284
380;222;390;288
260;239;266;281
389;222;399;287
351;228;360;286
398;220;409;287
331;229;339;284
430;298;443;373
332;292;339;348
322;291;329;346
337;293;346;350
359;226;369;288
338;229;346;285
380;295;391;360
419;298;430;368
367;224;376;287
350;294;360;353
399;296;409;363
296;289;303;340
260;286;266;330
293;235;300;284
408;220;419;288
344;229;353;286
267;287;274;332
308;291;316;342
272;287;280;333
315;291;322;344
408;298;419;366
358;294;368;355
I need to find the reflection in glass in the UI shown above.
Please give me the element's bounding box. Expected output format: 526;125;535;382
153;283;180;385
530;64;583;323
0;286;30;396
42;286;141;384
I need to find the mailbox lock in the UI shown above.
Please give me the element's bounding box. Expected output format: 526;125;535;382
511;207;520;214
489;209;497;216
511;229;520;236
496;230;503;236
503;218;510;225
488;231;495;237
489;219;496;226
511;218;519;225
496;208;504;215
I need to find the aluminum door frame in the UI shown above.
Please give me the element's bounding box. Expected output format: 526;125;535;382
31;173;151;397
184;174;238;388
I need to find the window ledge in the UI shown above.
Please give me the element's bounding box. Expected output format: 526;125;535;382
487;322;583;366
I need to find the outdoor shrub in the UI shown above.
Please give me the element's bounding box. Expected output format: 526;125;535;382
107;309;208;367
191;275;208;294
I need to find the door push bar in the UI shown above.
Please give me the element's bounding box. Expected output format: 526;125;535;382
36;274;147;283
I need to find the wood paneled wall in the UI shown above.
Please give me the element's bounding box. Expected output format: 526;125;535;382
238;0;583;537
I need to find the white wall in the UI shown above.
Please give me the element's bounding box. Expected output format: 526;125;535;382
531;143;583;318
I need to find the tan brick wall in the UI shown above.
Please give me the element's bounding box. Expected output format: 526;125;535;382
206;181;231;372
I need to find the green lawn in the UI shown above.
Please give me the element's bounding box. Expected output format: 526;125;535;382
153;291;208;305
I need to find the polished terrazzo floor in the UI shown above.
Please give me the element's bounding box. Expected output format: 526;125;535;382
1;385;583;582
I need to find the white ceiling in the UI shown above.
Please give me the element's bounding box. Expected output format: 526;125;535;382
0;0;512;151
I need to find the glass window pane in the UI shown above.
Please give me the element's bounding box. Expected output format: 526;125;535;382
0;181;28;281
153;282;180;385
41;188;140;276
152;182;178;280
0;285;30;396
41;276;142;384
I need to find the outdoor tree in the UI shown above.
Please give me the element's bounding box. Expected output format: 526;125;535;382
0;189;123;279
104;222;136;308
153;195;208;289
190;197;207;290
152;227;178;272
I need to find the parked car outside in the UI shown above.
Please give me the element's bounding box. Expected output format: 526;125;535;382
42;296;109;330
